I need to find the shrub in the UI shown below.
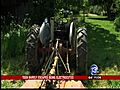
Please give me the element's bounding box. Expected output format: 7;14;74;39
1;17;30;59
89;5;104;15
114;16;120;32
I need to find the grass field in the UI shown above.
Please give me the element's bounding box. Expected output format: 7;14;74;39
84;15;120;88
1;15;120;88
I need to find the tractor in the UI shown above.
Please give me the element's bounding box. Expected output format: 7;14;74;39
25;9;87;76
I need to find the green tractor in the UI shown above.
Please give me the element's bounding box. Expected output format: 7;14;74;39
25;9;87;76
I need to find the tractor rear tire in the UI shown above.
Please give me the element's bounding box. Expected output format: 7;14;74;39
76;27;87;75
25;24;42;75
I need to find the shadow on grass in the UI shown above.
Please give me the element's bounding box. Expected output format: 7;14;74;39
85;22;120;72
83;22;120;88
1;55;29;75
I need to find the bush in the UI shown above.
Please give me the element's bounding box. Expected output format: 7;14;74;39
1;19;29;59
114;16;120;32
89;5;104;15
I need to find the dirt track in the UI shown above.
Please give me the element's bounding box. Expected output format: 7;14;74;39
20;80;85;89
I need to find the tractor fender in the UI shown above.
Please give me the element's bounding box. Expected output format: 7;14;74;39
39;22;51;46
69;22;75;47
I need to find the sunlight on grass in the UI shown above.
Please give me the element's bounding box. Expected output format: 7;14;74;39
84;15;120;88
1;80;25;88
85;15;120;41
90;80;120;88
100;66;120;75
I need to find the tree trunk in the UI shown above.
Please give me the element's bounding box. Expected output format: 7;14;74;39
105;0;115;20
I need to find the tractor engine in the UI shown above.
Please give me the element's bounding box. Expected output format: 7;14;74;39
54;23;70;41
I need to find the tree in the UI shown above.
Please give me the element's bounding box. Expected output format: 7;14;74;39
88;0;115;20
114;0;120;17
55;0;84;14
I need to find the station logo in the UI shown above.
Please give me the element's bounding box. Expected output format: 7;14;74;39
90;64;99;75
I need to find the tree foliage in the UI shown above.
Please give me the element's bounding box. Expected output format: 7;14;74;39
114;16;120;32
114;0;120;17
1;0;119;59
1;20;29;58
88;0;120;20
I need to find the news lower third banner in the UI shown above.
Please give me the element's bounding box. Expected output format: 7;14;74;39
1;75;120;80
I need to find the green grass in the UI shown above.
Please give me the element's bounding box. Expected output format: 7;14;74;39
85;15;120;71
86;15;120;41
84;15;120;88
1;55;29;89
1;80;25;88
1;55;29;75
